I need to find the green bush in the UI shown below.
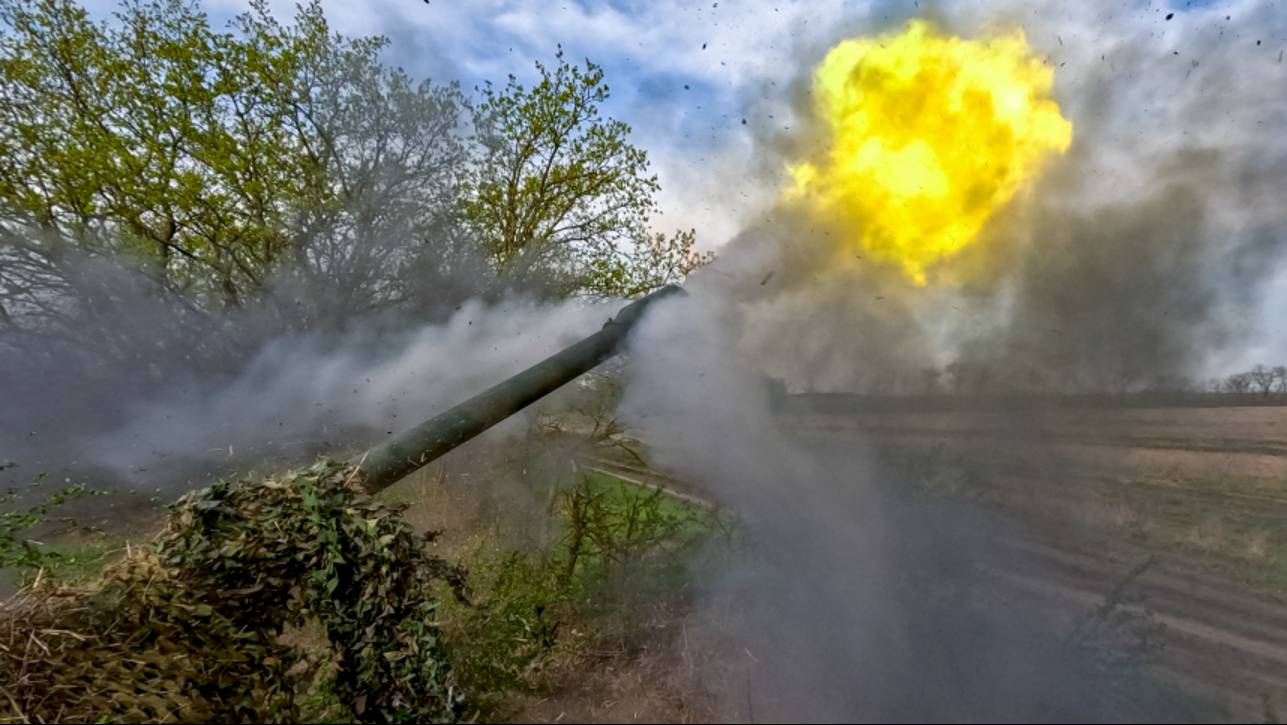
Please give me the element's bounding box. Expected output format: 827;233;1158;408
442;551;567;699
0;459;465;724
443;470;721;710
557;471;713;592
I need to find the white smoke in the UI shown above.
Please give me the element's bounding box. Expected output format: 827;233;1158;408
605;6;1287;717
86;297;614;485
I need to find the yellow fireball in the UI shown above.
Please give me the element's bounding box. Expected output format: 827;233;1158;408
786;21;1072;283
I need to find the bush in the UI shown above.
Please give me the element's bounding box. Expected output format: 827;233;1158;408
0;459;466;724
557;472;713;591
442;470;721;711
442;551;566;699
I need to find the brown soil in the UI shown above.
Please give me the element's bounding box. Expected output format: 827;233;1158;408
785;404;1287;720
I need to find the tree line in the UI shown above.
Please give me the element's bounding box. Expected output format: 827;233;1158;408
921;363;1287;397
782;363;1287;398
0;0;708;380
1217;365;1287;396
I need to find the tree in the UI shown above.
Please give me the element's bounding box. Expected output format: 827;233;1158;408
0;0;710;382
0;0;713;472
1224;372;1253;394
465;48;707;298
0;0;305;309
0;0;485;420
235;3;477;325
1274;366;1287;395
581;227;711;298
1248;365;1276;397
2;1;706;337
0;0;473;316
0;0;476;336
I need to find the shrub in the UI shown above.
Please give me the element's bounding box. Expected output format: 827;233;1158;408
442;470;720;710
0;459;465;724
442;551;566;699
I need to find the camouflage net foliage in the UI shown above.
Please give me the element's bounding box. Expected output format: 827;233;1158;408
0;459;466;724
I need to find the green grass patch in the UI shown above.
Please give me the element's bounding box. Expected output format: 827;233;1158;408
295;660;353;724
24;539;118;584
576;469;717;551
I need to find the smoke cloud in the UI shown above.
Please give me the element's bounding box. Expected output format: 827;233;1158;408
0;245;612;491
88;297;612;489
650;1;1287;395
619;278;1191;720
612;2;1287;719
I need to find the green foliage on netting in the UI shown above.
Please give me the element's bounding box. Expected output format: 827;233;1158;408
0;459;465;724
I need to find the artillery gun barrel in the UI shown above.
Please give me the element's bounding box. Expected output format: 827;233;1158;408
352;285;683;494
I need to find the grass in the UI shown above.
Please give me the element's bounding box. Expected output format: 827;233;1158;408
575;469;720;558
294;655;352;724
1;526;124;594
14;428;1260;721
1110;478;1287;592
27;539;118;584
0;448;723;721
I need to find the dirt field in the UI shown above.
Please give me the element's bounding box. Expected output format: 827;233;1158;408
784;402;1287;720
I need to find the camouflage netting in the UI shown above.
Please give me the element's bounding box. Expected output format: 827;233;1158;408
0;459;466;724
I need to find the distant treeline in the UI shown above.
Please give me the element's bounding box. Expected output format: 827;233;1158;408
767;363;1287;410
776;391;1287;415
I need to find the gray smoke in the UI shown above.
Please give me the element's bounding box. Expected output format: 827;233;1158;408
611;2;1287;719
952;0;1287;384
619;278;1191;720
661;1;1287;395
0;241;612;491
84;296;612;488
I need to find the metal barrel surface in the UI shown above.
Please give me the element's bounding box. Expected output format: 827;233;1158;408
352;285;683;494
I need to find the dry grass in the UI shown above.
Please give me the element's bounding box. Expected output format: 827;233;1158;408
1077;494;1149;533
1245;529;1274;562
507;597;725;724
1186;515;1229;553
0;460;466;724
